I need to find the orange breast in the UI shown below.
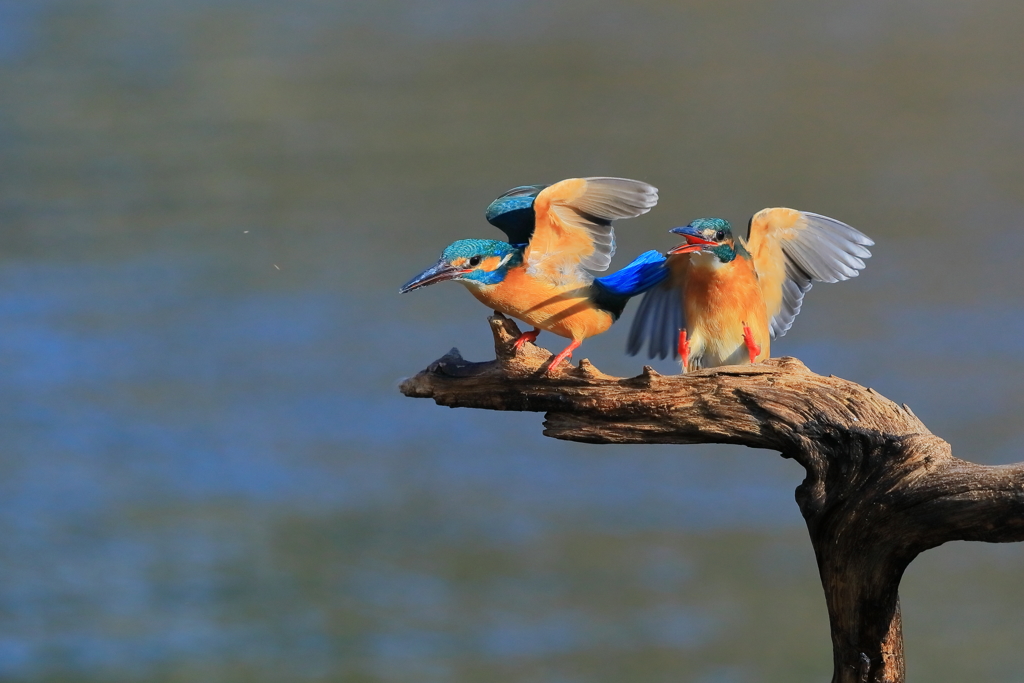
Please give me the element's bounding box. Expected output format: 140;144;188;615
464;266;614;341
683;256;770;366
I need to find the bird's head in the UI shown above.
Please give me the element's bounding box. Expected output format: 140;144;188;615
399;239;522;293
667;218;741;263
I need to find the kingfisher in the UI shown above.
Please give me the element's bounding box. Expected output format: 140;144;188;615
627;208;873;371
400;177;668;372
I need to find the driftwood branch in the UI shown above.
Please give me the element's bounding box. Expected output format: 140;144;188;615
400;313;1024;683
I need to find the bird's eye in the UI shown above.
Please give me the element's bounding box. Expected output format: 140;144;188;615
715;231;725;241
469;256;482;267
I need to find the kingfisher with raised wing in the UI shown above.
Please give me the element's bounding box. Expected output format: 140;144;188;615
627;208;873;371
400;177;668;372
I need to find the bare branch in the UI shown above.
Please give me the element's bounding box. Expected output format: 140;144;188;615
400;313;1024;683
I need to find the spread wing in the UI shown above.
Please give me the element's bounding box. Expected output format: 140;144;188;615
625;254;687;359
525;177;658;282
744;208;874;339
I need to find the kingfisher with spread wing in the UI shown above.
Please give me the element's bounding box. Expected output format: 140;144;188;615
401;177;668;372
627;208;873;371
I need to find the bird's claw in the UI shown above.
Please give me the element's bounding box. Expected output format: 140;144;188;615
678;330;690;373
513;328;541;352
546;339;582;374
742;324;761;364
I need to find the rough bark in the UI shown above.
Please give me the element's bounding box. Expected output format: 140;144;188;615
400;313;1024;683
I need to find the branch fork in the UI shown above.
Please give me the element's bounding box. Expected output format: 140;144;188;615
401;313;1024;683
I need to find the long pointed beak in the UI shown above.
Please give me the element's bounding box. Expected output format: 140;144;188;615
667;226;718;255
399;260;466;293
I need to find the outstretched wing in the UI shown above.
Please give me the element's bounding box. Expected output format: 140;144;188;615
745;208;873;339
625;254;687;360
525;177;658;282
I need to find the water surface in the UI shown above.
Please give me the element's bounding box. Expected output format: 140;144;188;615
1;1;1024;681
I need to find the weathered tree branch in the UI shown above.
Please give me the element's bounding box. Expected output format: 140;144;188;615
400;313;1024;683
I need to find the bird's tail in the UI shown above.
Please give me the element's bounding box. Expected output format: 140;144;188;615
591;250;669;319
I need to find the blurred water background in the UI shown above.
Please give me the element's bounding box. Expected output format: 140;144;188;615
0;1;1023;681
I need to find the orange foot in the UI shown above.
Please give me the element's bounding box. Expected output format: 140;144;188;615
678;329;690;372
742;324;761;364
513;327;541;352
547;339;582;373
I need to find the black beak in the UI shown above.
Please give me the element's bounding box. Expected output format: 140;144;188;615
399;260;465;293
667;225;718;255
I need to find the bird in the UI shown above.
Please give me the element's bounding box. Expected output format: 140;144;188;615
400;177;669;372
627;208;873;371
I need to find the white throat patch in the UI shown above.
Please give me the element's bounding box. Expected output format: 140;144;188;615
690;251;727;270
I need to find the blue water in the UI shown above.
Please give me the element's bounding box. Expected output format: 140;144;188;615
2;1;1024;681
0;239;1021;679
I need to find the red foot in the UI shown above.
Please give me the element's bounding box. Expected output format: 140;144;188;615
513;328;541;352
547;339;582;373
742;324;761;364
678;329;690;372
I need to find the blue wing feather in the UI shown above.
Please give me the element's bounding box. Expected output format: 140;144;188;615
591;250;668;320
484;184;549;245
